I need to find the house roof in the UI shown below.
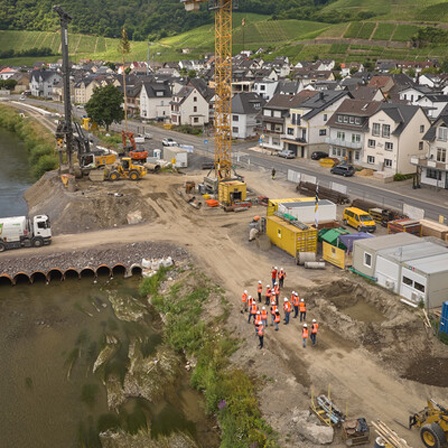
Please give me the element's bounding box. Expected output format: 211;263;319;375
348;85;384;102
142;82;172;98
299;90;351;120
422;114;448;141
232;92;265;114
353;233;420;252
326;99;382;130
377;103;422;136
264;91;316;111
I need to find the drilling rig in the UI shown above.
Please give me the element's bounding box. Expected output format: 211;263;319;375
182;0;246;204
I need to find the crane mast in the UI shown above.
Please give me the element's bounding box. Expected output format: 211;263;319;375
182;0;233;180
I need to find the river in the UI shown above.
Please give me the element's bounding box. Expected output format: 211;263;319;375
0;128;218;447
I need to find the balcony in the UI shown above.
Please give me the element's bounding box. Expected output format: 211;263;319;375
326;137;362;150
281;134;307;144
410;155;448;172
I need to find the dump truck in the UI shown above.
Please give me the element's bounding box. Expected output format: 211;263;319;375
409;399;448;448
0;215;52;252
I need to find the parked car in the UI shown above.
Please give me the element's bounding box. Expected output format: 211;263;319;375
311;151;329;160
330;164;355;177
162;138;177;147
278;150;295;159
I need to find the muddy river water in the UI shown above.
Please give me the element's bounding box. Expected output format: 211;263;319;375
0;129;217;447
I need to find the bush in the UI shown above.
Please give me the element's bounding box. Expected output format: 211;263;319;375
32;154;58;178
394;173;414;181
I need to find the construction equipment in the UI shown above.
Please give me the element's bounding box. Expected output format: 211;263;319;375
182;0;246;198
342;418;370;446
372;420;414;448
121;130;149;161
310;392;345;427
105;157;147;181
409;399;448;448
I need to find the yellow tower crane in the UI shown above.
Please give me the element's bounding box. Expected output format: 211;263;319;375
182;0;246;204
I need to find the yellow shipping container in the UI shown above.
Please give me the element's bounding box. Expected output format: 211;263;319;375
218;180;247;205
267;197;314;216
266;215;317;258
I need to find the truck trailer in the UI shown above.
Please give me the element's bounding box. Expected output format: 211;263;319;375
0;215;52;252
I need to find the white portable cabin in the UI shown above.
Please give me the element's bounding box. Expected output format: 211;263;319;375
277;199;336;224
163;146;188;168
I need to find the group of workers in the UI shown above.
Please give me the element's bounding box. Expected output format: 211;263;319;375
241;266;319;350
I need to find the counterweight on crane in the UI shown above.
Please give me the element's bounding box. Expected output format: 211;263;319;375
182;0;243;190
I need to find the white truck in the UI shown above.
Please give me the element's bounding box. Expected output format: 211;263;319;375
0;215;52;252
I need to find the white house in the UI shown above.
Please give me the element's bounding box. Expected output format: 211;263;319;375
170;85;209;127
139;82;172;121
231;92;264;139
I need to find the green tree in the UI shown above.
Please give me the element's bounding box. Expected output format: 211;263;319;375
85;84;124;131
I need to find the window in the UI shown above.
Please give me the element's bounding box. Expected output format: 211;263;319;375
337;131;345;140
372;123;380;137
402;276;412;286
355;117;361;125
437;126;448;141
349;116;354;124
419;142;423;151
232;115;239;122
382;124;391;138
364;252;372;267
287;128;294;135
384;159;392;168
260;85;266;91
319;129;327;136
426;169;442;180
437;148;446;162
232;127;238;133
323;114;328;122
420;125;425;133
354;151;360;161
414;282;425;293
291;113;296;124
193;106;197;113
343;116;348;123
368;139;376;148
367;155;375;164
193;117;199;123
337;115;343;123
352;134;361;143
193;96;197;102
385;142;393;151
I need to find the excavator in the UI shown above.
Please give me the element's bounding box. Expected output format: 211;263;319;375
121;130;148;162
409;399;448;448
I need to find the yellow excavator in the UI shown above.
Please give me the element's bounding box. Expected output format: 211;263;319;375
105;157;147;181
409;399;448;448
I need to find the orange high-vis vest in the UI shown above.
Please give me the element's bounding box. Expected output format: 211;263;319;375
299;301;307;312
255;314;262;326
283;301;291;312
271;305;278;315
311;323;319;334
273;285;280;296
274;313;281;323
291;295;299;307
242;292;248;303
278;270;285;280
258;325;264;336
270;298;277;306
248;296;255;307
266;288;272;298
261;309;268;320
251;303;258;315
257;284;263;294
302;327;309;339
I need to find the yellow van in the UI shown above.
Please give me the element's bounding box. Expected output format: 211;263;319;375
343;207;376;233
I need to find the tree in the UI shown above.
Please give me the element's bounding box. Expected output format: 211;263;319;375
85;84;124;131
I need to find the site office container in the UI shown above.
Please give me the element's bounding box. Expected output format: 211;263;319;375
267;197;314;217
278;199;336;224
266;215;317;258
218;180;246;205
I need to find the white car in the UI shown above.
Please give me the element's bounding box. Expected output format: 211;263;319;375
162;138;177;147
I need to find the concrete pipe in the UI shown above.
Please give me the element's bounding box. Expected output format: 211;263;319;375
304;261;326;270
373;437;386;448
297;252;317;265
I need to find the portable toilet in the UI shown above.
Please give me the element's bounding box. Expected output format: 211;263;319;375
440;301;448;335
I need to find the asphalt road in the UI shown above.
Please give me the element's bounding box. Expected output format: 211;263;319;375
8;96;448;222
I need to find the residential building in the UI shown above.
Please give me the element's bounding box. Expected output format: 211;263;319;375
29;69;62;98
231;92;264;139
416;94;448;121
139;81;172;121
363;103;430;174
170;84;210;127
326;99;382;164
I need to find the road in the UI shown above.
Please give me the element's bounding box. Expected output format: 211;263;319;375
7;95;448;222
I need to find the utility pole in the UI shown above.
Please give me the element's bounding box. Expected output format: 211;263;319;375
53;5;74;174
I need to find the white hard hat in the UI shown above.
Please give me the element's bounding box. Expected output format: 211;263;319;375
300;298;304;302
266;285;270;288
284;297;288;302
257;311;261;314
262;306;266;310
294;292;299;296
248;295;252;299
258;280;262;283
274;266;278;270
303;323;308;327
312;319;316;323
274;281;278;285
244;290;247;293
280;267;284;270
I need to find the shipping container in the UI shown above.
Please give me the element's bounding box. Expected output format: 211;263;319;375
218;180;246;205
266;215;317;258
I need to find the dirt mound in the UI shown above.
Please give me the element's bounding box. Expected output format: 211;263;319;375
403;356;448;387
25;171;158;235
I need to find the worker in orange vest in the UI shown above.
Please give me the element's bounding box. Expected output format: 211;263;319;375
271;266;278;287
302;323;309;348
265;285;272;306
278;267;286;288
299;298;307;322
283;297;292;325
241;289;248;313
274;310;281;331
257;280;263;303
248;297;257;324
270;302;278;326
254;311;263;335
260;306;268;328
257;323;265;349
311;319;319;346
291;291;300;319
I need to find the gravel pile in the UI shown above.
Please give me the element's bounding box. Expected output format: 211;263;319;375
0;241;189;277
